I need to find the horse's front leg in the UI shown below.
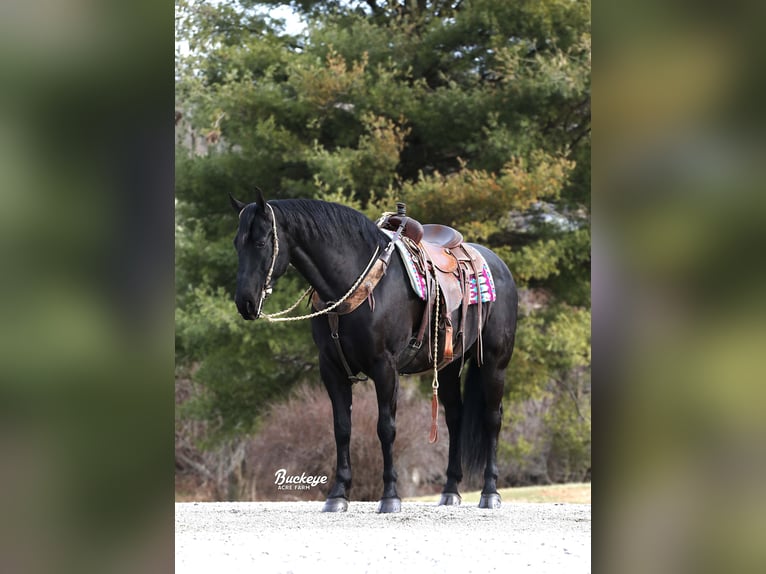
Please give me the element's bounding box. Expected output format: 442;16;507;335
320;360;353;512
369;358;401;513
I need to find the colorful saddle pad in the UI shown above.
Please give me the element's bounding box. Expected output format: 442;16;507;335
381;230;496;305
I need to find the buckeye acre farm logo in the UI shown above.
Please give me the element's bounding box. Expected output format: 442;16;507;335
274;468;328;491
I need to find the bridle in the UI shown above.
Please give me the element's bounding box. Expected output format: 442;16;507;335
240;202;386;323
239;203;280;319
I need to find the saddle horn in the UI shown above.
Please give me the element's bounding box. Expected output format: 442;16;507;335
385;202;424;244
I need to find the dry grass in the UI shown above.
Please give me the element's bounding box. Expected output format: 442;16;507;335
245;381;449;501
176;376;590;503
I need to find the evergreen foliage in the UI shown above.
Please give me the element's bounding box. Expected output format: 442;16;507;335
175;0;590;482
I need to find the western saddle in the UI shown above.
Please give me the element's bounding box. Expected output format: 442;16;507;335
310;203;488;383
379;204;486;372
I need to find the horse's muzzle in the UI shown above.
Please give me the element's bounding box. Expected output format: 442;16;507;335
236;295;258;320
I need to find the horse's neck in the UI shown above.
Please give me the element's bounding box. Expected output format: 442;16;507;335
279;210;378;300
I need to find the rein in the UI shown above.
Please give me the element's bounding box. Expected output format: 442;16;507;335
262;246;382;323
429;284;441;443
251;202;385;323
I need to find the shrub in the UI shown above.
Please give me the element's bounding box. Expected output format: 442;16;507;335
175;375;252;501
497;375;591;485
246;380;449;501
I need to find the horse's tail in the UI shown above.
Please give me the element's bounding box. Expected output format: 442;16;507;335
460;357;488;477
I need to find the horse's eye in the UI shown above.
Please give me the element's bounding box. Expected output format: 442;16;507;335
254;240;267;248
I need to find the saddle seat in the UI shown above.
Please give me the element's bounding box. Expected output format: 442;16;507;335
420;225;464;275
383;216;464;274
421;224;463;249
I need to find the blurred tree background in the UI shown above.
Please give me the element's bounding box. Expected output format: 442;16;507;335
175;0;590;500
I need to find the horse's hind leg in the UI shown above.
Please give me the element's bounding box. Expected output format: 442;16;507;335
320;360;353;512
477;360;506;509
368;358;401;513
437;361;464;505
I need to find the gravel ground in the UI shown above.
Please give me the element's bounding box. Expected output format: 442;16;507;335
176;501;591;573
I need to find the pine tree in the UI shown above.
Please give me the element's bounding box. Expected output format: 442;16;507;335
175;0;590;479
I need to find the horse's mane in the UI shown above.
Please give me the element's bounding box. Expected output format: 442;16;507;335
273;199;386;248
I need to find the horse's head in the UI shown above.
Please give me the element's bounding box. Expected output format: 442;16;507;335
230;190;279;320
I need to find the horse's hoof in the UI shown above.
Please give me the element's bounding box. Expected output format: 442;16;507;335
322;497;349;512
376;497;402;513
478;493;502;509
438;492;462;506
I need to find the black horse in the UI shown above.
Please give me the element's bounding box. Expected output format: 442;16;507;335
230;192;518;512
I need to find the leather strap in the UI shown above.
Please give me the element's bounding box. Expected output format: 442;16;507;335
311;245;392;384
311;258;387;316
327;312;368;382
396;293;432;371
458;258;471;374
464;245;485;365
442;317;454;365
428;391;439;443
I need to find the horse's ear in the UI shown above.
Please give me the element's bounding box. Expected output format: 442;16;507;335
229;194;246;214
254;186;266;211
